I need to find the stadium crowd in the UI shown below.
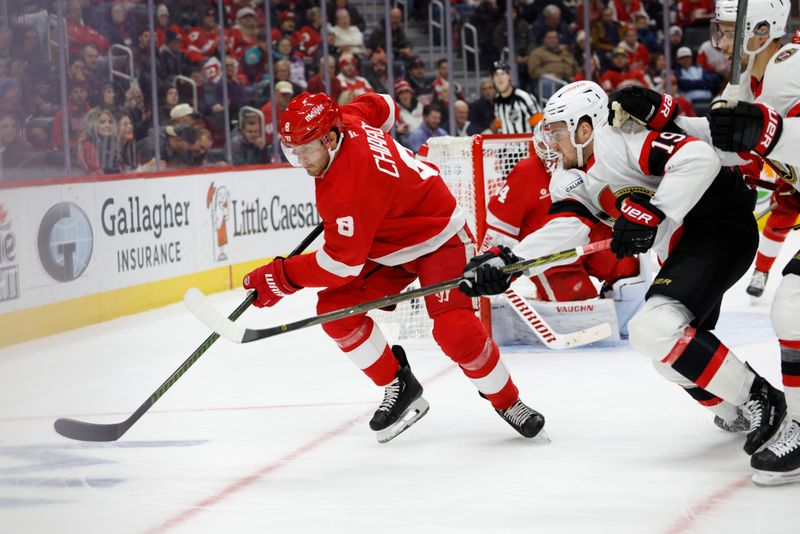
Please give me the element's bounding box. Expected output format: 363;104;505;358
0;0;734;181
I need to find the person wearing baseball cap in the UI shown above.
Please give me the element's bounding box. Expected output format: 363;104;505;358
674;45;720;106
260;81;296;146
406;56;433;102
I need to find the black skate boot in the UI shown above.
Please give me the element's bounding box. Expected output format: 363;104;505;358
742;369;787;455
751;419;800;486
746;269;768;298
369;345;430;443
714;406;750;433
495;398;546;438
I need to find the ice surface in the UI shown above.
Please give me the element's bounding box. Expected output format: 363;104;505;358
1;234;799;533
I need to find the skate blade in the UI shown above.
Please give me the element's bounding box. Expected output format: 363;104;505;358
376;397;430;444
752;467;800;487
531;429;551;443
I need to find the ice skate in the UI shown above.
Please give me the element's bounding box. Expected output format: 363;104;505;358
714;406;750;433
495;398;546;439
742;372;787;455
751;419;800;486
369;346;429;443
746;269;768;298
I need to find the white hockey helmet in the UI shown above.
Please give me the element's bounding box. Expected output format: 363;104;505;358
713;0;790;49
542;81;607;168
533;121;561;174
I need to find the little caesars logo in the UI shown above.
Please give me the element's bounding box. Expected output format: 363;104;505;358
0;203;19;301
207;182;230;261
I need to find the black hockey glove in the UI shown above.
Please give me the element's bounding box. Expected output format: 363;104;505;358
609;87;682;133
611;193;666;259
709;101;783;157
459;246;520;297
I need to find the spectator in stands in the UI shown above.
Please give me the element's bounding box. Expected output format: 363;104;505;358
432;58;464;102
575;0;605;28
261;81;294;145
307;56;342;101
184;5;220;64
609;0;647;24
232;8;259;61
676;0;714;27
81;45;102;104
337;53;372;97
405;56;434;105
0;112;33;173
366;49;389;95
294;7;323;60
159;85;180;123
190;127;216;166
407;103;446;152
394;79;422;146
115;111;138;171
14;26;50;82
452;99;473;136
598;46;649;93
158;29;186;83
0;27;10;60
123;79;151;141
493;5;534;88
527;30;579;84
366;7;414;63
242;30;271;85
327;0;366;32
99;81;123;115
273;59;301;95
531;5;573;47
271;11;298;43
469;77;495;134
673;46;719;107
231;112;270;165
102;2;135;47
154;4;184;49
274;37;307;91
618;24;650;71
51;81;91;149
204;55;244;131
471;0;503;70
634;13;659;52
77;108;119;175
644;52;671;93
169;103;201;130
330;8;366;56
668;25;684;64
591;7;624;57
65;0;109;55
137;122;196;171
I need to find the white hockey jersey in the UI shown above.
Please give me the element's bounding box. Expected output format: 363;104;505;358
512;124;721;272
676;42;800;191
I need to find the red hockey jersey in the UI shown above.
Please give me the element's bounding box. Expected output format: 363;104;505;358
284;93;466;288
485;156;553;241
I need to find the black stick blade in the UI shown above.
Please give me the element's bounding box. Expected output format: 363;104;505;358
54;417;129;442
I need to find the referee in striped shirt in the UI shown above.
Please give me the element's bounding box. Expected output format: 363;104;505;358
491;61;543;134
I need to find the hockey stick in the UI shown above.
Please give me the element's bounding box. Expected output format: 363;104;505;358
184;238;612;344
727;0;748;106
755;202;778;222
53;223;324;442
502;289;612;349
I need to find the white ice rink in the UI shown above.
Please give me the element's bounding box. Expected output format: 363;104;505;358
2;234;800;534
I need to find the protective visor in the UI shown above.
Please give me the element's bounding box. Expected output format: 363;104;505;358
280;138;327;168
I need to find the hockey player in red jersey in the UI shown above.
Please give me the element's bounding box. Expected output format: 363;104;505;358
462;80;785;466
242;91;545;443
746;182;800;298
483;131;640;306
613;0;800;486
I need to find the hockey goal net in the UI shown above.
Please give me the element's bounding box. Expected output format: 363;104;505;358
371;133;533;340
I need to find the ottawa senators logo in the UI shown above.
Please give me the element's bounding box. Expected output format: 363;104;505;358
767;159;799;186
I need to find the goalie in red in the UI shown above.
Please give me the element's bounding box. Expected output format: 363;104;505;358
242;91;545;443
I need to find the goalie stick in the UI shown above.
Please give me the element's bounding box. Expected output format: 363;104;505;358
502;289;612;349
53;223;323;442
184;239;612;344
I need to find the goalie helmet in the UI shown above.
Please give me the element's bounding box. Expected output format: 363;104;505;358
543;81;607;168
713;0;790;47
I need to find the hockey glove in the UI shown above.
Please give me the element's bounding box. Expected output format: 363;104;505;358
611;193;666;258
709;102;783;157
609;87;681;133
459;246;520;297
243;258;301;308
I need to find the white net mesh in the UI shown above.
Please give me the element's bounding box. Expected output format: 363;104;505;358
371;134;533;340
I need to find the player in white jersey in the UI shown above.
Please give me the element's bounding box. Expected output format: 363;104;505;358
460;80;786;460
612;0;800;486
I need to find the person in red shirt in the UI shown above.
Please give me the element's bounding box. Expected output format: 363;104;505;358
599;46;650;93
618;25;650;72
336;53;373;98
183;6;221;64
242;92;546;442
483;148;639;303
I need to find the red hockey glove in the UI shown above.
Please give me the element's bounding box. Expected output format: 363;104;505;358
709;102;783;158
459;246;520;297
609;87;681;133
243;258;301;308
611;193;666;259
